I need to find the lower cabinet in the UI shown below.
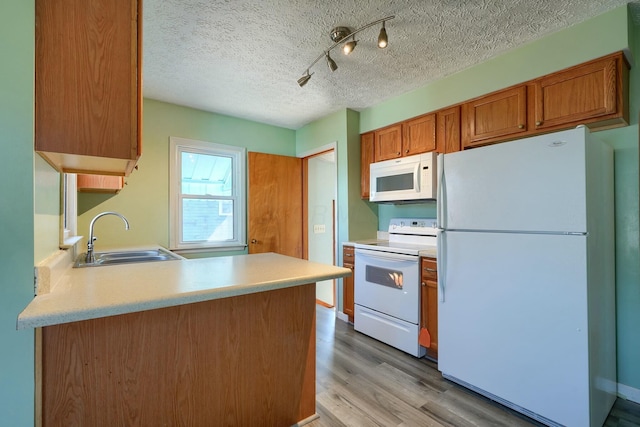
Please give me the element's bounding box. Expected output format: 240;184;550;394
343;245;355;322
420;257;438;360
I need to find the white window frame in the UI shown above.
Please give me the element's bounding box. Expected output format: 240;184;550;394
169;137;246;252
60;173;81;248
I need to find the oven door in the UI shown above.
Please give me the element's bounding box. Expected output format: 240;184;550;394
354;248;420;324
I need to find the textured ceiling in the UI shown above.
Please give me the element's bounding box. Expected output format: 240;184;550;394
143;0;640;130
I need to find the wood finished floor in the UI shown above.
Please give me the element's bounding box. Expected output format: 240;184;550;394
309;305;640;427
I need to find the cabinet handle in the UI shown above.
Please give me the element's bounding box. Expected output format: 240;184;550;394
405;149;409;153
421;282;426;286
518;124;524;129
423;268;437;273
344;253;354;257
251;239;257;244
535;121;542;126
397;152;401;156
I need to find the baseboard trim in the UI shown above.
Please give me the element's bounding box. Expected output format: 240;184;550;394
618;383;640;404
336;311;349;323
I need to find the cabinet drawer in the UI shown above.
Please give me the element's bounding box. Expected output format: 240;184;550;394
343;246;355;262
421;258;437;280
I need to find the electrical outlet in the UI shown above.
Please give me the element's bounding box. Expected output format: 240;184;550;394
313;224;326;233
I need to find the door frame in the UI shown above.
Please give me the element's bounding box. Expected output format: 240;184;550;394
299;142;338;307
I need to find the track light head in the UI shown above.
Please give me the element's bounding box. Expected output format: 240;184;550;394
343;38;358;55
326;52;338;72
378;22;388;48
297;70;312;87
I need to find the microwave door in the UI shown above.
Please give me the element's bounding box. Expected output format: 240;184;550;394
370;159;421;202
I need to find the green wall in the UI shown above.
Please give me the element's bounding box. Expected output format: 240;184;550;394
361;5;640;395
295;109;378;311
0;1;35;425
78;99;297;256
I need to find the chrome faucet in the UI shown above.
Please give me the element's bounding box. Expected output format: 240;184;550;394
85;212;130;263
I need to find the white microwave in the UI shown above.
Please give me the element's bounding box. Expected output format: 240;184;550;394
369;152;437;203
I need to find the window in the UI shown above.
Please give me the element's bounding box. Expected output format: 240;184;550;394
60;173;80;248
169;137;246;251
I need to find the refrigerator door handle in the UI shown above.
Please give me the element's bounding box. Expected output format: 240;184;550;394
437;230;445;302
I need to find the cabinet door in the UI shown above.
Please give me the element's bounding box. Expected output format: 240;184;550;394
534;52;628;131
420;257;438;359
374;124;403;162
403;114;436;156
342;246;355;321
360;133;374;199
436;106;461;153
35;0;142;176
462;85;528;148
77;174;124;194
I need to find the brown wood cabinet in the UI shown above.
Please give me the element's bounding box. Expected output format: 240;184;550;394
35;0;142;176
360;132;375;199
77;174;125;193
374;124;403;162
374;115;437;163
436;105;462;153
403;113;437;156
420;257;438;360
342;245;355;322
533;52;628;132
462;85;530;148
39;284;317;425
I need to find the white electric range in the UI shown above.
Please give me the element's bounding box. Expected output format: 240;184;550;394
352;218;437;357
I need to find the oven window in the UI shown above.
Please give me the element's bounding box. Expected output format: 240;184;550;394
376;173;414;192
366;265;404;289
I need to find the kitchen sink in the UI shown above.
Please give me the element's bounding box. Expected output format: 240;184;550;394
74;248;183;268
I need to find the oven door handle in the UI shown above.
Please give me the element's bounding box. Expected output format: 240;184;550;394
356;248;418;263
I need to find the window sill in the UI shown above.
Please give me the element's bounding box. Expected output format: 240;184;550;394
60;235;82;249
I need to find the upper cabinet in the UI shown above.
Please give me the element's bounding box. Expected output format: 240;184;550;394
533;52;628;132
374;114;438;162
436;106;462;154
403;114;437;156
360;132;375;199
462;85;530;148
77;174;125;194
374;124;403;162
35;0;143;176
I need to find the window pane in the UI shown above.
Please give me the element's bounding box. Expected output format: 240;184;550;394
181;152;232;196
182;199;234;242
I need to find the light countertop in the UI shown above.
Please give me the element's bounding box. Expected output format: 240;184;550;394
18;252;351;330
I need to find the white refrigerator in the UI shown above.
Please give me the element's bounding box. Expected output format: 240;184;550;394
436;127;617;427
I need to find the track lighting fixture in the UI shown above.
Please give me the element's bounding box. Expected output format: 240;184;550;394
296;15;395;87
378;22;388;48
297;70;312;87
326;52;338;72
343;37;358;55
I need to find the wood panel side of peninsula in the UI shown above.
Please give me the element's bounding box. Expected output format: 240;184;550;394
40;284;317;426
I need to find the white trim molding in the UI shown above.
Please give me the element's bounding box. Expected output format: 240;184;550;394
618;382;640;404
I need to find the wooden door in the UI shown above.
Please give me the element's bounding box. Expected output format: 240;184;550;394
374;124;402;162
420;257;438;360
248;152;303;258
403;113;436;155
462;85;528;148
360;132;374;199
534;52;627;131
436;105;461;153
342;245;355;322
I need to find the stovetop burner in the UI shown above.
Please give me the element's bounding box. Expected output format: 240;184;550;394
353;218;437;256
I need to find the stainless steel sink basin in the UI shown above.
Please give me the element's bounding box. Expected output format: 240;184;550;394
74;248;183;268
